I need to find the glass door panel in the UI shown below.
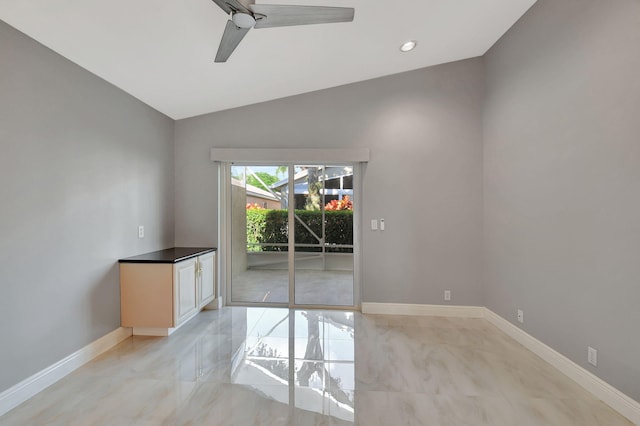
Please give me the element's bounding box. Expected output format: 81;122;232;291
230;165;289;304
229;163;355;308
293;165;354;306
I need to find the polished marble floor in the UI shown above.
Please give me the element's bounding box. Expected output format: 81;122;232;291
232;270;354;305
0;308;632;425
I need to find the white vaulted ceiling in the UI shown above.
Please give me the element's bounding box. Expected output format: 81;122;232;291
0;0;535;119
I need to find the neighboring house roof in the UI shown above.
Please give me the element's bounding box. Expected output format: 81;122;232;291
271;166;353;195
231;178;279;202
271;169;309;190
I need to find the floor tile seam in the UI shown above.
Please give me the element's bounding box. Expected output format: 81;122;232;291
68;371;206;385
503;391;610;404
242;357;354;363
358;325;493;334
249;335;356;340
350;388;515;401
362;313;483;320
352;381;514;397
500;394;623;423
171;330;235;337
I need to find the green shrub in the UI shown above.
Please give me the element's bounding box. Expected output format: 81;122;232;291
246;209;353;252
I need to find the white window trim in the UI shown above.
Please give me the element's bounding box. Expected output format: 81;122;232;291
211;148;370;164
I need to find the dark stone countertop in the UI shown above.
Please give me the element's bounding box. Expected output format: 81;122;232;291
118;247;216;264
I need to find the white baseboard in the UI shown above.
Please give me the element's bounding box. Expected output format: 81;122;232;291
132;327;174;336
483;308;640;425
0;327;132;417
361;302;485;318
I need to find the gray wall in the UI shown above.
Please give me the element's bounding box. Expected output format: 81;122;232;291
483;0;640;400
175;59;484;306
0;21;175;392
8;0;637;405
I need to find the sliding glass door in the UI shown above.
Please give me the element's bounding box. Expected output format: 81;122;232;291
293;165;354;306
230;165;290;304
228;163;356;308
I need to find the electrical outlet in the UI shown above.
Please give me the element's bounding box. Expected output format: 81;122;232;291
371;219;378;230
444;290;451;301
138;225;144;239
588;346;598;367
517;309;524;323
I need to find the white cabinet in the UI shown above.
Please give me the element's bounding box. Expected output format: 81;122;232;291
174;258;199;326
120;248;217;336
198;251;216;308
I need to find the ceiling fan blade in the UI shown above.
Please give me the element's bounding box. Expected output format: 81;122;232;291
215;20;251;62
251;5;354;29
211;0;251;15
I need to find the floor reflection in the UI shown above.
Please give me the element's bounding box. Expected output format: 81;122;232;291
231;309;355;423
1;307;632;425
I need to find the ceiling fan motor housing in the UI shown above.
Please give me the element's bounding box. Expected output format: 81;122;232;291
232;12;256;29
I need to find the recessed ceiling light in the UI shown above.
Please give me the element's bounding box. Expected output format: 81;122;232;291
400;40;417;52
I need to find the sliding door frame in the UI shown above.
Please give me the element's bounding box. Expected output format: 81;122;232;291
219;160;362;311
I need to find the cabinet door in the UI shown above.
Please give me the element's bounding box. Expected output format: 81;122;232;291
174;259;198;325
198;252;216;308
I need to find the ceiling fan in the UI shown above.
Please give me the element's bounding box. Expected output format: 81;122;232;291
211;0;355;62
